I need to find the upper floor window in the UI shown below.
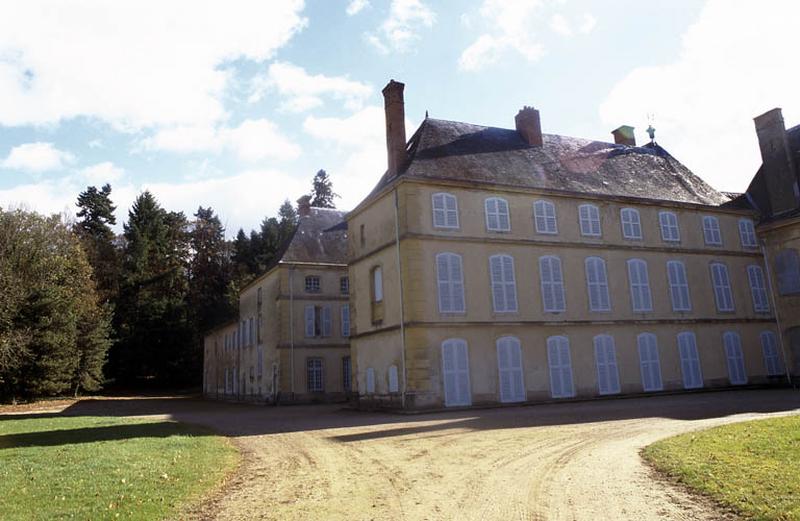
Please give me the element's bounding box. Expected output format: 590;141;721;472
578;204;601;237
485;197;511;232
436;253;466;313
304;305;332;337
533;200;558;234
585;256;611;312
702;216;722;246
539;255;566;313
620;208;642;239
666;260;692;312
340;276;349;294
372;266;384;302
747;264;770;313
659;211;680;242
627;259;653;312
775;248;800;295
432;192;459;229
738;218;757;249
710;262;735;312
489;254;518;312
340;304;350;338
305;275;320;293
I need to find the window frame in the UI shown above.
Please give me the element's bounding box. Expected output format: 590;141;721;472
539;255;566;313
747;264;770;313
620;208;642;240
723;331;747;385
533;200;558;235
659;211;680;242
342;356;352;392
484;197;511;232
547;335;575;398
340;276;349;295
627;258;653;312
340;304;350;338
436;252;466;314
637;333;663;392
702;215;723;246
666;260;692;312
578;204;602;237
585;256;611;312
738;218;758;249
372;265;384;303
593;334;621;395
304;275;321;293
489;254;518;313
677;331;703;390
431;192;459;229
710;262;735;312
496;336;525;403
306;357;324;393
760;331;782;376
441;338;472;407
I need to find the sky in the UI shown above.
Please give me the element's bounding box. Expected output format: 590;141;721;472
1;0;797;236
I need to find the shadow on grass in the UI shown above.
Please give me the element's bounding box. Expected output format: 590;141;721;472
0;421;211;449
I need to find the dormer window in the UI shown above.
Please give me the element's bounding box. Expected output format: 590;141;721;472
305;275;321;293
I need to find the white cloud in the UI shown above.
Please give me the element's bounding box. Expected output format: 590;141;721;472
366;0;436;54
346;0;370;16
459;0;546;71
578;13;596;34
549;14;572;37
141;118;301;162
0;1;306;130
79;162;124;185
250;62;373;112
0;168;308;237
599;0;800;192
1;142;75;172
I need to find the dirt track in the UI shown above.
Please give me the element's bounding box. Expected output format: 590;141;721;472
42;389;800;520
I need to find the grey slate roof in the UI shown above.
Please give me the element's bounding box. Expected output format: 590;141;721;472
279;207;348;265
738;124;800;217
367;118;729;206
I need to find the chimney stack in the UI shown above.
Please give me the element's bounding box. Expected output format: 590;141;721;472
382;80;407;177
515;106;543;146
297;195;311;217
754;108;799;215
611;125;636;146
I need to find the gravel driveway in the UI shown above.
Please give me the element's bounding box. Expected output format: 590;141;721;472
58;389;800;521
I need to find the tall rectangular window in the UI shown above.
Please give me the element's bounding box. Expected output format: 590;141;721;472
489;254;518;312
637;333;663;392
307;358;323;392
305;275;320;293
620;208;642;239
321;306;332;337
437;252;466;313
547;336;574;398
723;331;747;385
627;258;653;312
593;334;621;395
585;256;611;311
340;276;349;294
304;305;315;337
432;192;459;229
342;356;352;392
578;204;601;237
710;262;735;312
485;197;511;232
659;211;680;242
738;218;757;248
257;312;263;343
702;216;722;245
539;255;566;312
760;331;782;376
372;266;383;302
533;200;558;234
666;260;692;311
677;332;703;389
340;304;350;337
747;265;770;313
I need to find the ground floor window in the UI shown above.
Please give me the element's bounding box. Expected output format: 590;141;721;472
442;339;471;407
760;331;782;376
678;332;703;389
307;358;324;392
637;333;663;392
547;336;574;398
342;356;352;392
496;336;525;403
723;331;747;385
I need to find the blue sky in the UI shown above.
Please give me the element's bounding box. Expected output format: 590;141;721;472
0;0;796;235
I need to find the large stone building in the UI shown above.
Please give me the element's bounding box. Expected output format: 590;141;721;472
346;80;789;409
203;200;352;403
732;108;800;379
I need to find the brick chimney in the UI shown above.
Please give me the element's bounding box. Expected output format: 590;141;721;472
754;108;799;215
611;125;636;146
515;106;542;146
297;195;311;217
382;80;407;177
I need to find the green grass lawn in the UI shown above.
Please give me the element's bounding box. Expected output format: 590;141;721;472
0;415;238;520
643;415;800;521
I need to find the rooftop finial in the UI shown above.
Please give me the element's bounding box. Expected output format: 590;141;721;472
425;110;429;119
646;113;656;144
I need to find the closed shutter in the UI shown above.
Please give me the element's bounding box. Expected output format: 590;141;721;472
585;257;611;311
723;332;747;385
579;204;601;236
627;259;653;312
485;198;499;230
304;305;315;337
710;263;734;311
621;208;641;239
667;261;692;311
497;199;510;230
437;253;465;313
340;304;350;337
659;212;680;242
637;333;663;392
321;306;332;337
703;216;722;245
760;331;782;376
497;337;525;402
373;267;383;302
432;193;446;227
678;332;703;389
739;219;757;248
490;255;517;312
442;339;471;406
539;256;566;312
547;336;574;398
747;265;770;312
444;194;458;228
388;365;399;393
594;335;621;395
365;367;375;394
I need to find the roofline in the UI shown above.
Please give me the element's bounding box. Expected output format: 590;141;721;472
346;175;757;223
203;318;238;338
237;259;349;295
757;213;800;232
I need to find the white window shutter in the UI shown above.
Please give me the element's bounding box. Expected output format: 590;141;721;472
321;306;332;337
442;339;471;406
485;198;499;230
365;367;375;394
341;304;350;337
739;219;757;248
667;261;692;311
711;263;734;311
747;265;770;312
388;365;399;393
637;333;662;392
723;332;747;385
502;255;518;311
432;193;445;227
760;331;782;376
304;305;315;337
586;257;611;311
594;335;620;395
678;332;703;389
373;267;383;302
497;199;510;230
540;256;566;313
547;336;573;398
445;194;458;228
